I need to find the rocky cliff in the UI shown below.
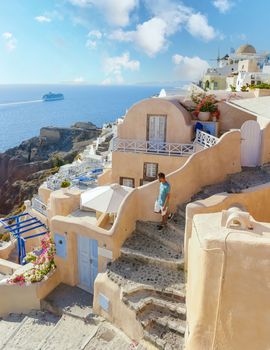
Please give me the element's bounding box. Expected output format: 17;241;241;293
0;122;101;215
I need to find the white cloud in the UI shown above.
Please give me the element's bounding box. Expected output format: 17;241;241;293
2;32;12;39
35;15;51;23
172;54;210;81
69;0;138;27
103;52;140;84
213;0;233;13
109;0;218;56
88;30;102;39
86;39;97;49
2;32;17;51
86;30;103;49
186;13;216;41
109;17;167;57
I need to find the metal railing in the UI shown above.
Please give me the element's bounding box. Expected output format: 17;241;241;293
194;130;218;148
112;138;195;156
31;196;48;217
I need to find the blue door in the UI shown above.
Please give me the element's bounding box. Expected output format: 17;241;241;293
77;235;98;293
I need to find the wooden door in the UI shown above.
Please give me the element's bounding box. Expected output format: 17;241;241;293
77;235;98;293
147;115;166;151
241;120;261;167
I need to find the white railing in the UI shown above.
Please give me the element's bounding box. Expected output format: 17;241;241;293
194;130;218;148
112;138;195;156
31;196;48;216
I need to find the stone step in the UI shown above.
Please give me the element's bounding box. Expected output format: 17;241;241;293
107;257;185;293
121;232;183;270
138;305;186;331
136;221;184;253
37;314;99;350
143;321;185;350
123;288;186;305
2;311;60;350
0;313;26;348
122;290;186;317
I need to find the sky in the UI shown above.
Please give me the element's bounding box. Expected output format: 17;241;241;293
0;0;270;85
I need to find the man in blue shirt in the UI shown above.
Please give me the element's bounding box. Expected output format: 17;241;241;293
157;172;172;230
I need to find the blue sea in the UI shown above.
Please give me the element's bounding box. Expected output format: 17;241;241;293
0;84;165;152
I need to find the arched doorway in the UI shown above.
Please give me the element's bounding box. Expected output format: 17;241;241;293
240;120;261;167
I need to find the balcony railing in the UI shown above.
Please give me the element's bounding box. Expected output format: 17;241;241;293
112;138;195;156
194;130;218;148
31;196;48;217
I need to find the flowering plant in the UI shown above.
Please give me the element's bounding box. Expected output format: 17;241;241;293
8;233;56;286
190;92;219;118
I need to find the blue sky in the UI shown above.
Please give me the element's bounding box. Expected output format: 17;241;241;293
0;0;269;85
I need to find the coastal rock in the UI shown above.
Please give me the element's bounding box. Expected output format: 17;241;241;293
0;123;101;215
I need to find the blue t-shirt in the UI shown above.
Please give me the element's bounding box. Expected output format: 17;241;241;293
158;181;170;206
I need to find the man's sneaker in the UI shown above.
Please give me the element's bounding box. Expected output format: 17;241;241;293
157;225;164;231
168;213;174;221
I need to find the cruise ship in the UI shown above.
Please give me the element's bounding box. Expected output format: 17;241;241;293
42;92;64;102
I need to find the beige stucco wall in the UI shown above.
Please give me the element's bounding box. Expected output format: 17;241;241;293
219;101;256;132
203;75;227;90
238;59;259;73
93;273;143;341
98;168;112;186
261;123;270;164
38;185;52;205
186;204;270;350
111;152;188;187
48;130;241;291
118;98;193;143
0;269;59;317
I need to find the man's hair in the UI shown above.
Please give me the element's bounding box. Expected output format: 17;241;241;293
158;172;165;179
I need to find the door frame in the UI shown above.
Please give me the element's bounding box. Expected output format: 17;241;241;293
146;114;167;142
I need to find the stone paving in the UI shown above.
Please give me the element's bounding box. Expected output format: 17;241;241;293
107;213;186;349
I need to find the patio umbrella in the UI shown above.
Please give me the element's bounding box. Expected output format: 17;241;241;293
80;183;133;213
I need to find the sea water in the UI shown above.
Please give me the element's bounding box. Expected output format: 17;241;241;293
0;84;164;152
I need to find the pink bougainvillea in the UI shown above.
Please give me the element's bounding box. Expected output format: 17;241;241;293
8;233;56;286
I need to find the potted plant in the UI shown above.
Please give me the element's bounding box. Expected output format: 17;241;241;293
191;93;219;121
61;180;71;193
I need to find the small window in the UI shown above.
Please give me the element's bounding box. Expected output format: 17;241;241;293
144;162;158;180
120;177;134;188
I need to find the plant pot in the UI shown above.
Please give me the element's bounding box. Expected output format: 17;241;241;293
198;111;210;121
254;88;270;98
62;187;70;194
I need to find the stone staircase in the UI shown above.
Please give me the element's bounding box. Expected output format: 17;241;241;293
96;135;113;155
107;215;186;350
106;166;270;349
0;284;144;350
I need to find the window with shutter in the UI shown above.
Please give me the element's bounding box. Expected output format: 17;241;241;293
143;162;158;180
120;177;135;188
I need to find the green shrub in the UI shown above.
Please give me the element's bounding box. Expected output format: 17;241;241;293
255;83;270;89
0;232;10;242
61;180;71;188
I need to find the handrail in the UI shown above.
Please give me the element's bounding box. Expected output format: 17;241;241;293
112;137;195;156
194;130;218;148
31;196;48;217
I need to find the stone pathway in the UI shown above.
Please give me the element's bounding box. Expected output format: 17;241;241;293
106;166;270;349
107;217;186;350
0;284;145;350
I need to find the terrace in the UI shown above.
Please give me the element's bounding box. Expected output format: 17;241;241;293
113;129;219;156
